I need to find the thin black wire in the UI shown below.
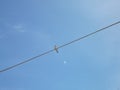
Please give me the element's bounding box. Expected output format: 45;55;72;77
0;21;120;73
58;21;120;48
0;49;54;72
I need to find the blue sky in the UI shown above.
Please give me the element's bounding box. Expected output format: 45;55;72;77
0;0;120;90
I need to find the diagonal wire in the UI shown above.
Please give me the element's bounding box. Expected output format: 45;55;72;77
0;21;120;73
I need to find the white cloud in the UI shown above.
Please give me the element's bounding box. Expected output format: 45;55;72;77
92;0;120;18
107;72;120;89
75;0;120;21
13;24;26;33
0;23;26;39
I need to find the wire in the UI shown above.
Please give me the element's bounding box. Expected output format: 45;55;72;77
0;21;120;73
0;50;54;72
58;21;120;48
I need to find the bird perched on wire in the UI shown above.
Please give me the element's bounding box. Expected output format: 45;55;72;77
54;45;59;53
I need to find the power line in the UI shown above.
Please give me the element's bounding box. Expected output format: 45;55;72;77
0;50;54;73
0;21;120;73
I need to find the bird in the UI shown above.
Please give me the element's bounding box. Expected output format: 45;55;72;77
54;45;59;53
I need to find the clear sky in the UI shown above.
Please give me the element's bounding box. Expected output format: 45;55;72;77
0;0;120;90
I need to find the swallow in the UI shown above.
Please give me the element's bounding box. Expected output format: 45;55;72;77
54;45;59;53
